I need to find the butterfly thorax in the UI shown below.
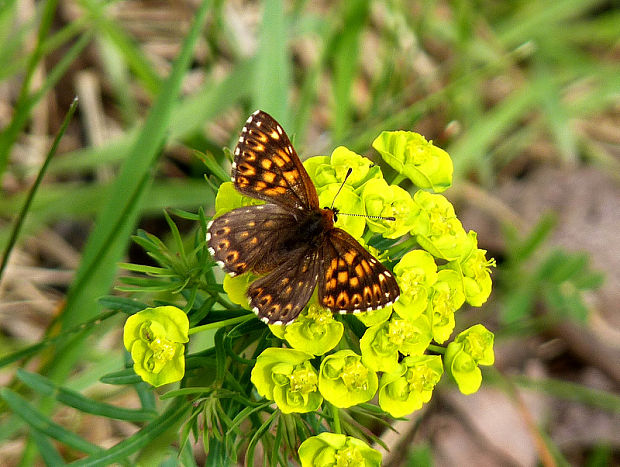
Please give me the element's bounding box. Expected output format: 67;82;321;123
286;208;334;250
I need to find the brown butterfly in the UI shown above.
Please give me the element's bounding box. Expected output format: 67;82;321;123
207;110;400;324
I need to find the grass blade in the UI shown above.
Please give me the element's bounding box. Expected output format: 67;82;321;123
1;389;104;456
17;369;157;421
0;97;78;282
70;398;190;466
253;0;290;126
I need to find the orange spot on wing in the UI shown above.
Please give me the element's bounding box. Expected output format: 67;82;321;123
263;172;276;183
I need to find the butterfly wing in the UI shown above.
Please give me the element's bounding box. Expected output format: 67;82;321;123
207;204;298;277
248;247;321;324
232;110;319;211
318;228;400;313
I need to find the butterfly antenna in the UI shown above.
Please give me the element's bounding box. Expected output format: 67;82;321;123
328;168;395;222
330;168;353;210
337;212;396;221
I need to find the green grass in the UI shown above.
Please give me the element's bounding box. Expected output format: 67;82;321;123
0;0;618;464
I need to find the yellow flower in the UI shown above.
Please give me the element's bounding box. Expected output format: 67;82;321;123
123;306;189;387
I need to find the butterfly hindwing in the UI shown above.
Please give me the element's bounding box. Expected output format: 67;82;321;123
232;110;319;211
318;228;400;313
248;247;321;324
207;204;298;277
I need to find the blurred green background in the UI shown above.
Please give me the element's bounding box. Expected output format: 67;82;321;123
1;0;619;465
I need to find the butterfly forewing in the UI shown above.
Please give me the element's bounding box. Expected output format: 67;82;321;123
248;247;321;324
232;110;319;211
319;229;400;313
207;204;298;277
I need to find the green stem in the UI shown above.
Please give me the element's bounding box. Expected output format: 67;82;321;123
427;344;445;354
390;173;406;186
386;236;417;258
331;403;342;434
188;314;253;335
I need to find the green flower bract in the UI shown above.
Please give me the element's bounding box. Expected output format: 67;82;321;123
372;130;453;193
251;347;322;413
298;432;382;467
123;306;189;387
378;355;443;417
445;324;495;395
318;350;378;408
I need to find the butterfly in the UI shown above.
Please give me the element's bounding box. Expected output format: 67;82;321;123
206;110;400;325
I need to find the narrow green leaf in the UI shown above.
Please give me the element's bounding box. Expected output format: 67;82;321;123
17;370;157;422
30;429;66;466
0;31;91;178
450;85;539;177
331;0;369;140
511;375;620;414
100;369;142;386
97;296;149;314
117;263;172;275
164;210;186;260
1;389;103;455
253;0;290;126
507;214;556;263
245;412;277;467
70;398;191;466
78;0;161;94
0;311;117;368
194;150;230;185
0;97;78;281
